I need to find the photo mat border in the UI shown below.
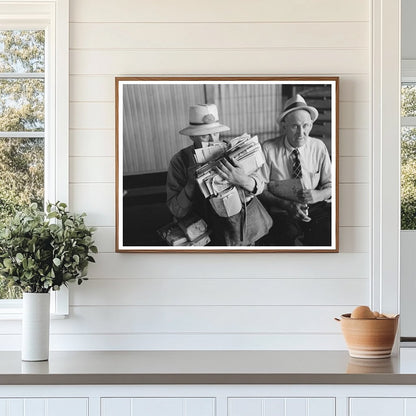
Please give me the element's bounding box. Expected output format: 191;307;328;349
115;76;339;253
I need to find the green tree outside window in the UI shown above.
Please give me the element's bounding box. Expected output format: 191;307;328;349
0;30;45;299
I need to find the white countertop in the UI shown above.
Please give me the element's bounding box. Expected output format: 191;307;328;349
1;349;416;385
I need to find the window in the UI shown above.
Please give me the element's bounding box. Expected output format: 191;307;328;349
0;1;69;314
401;72;416;230
0;29;45;299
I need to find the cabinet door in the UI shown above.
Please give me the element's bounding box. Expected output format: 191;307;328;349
350;398;404;416
0;398;88;416
101;397;215;416
350;398;416;416
228;398;335;416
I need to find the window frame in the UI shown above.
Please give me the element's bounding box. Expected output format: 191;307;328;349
401;60;416;232
0;0;69;316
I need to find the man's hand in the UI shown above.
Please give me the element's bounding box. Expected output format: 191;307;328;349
286;202;311;222
215;158;255;192
297;189;323;204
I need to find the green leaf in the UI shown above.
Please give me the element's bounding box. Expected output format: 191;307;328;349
0;199;95;293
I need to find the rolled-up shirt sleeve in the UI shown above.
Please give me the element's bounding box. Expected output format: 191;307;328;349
243;146;270;197
249;168;268;196
318;144;332;190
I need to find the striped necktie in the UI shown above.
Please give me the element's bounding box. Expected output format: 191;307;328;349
292;149;302;179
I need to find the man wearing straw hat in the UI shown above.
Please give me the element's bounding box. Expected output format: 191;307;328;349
260;94;332;246
166;103;266;245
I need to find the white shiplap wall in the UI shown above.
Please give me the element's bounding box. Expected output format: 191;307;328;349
54;0;372;350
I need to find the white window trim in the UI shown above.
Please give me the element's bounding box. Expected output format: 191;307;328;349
0;0;69;317
371;0;401;323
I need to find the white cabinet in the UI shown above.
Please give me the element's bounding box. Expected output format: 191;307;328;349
101;397;215;416
228;398;335;416
0;398;88;416
3;385;416;416
350;398;416;416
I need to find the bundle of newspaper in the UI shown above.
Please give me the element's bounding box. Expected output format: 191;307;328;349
195;133;265;198
157;214;211;246
193;142;227;164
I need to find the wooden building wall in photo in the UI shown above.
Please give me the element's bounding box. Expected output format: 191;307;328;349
122;83;283;176
122;83;331;176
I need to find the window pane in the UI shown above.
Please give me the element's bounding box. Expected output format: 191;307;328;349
0;137;43;300
401;126;416;230
0;136;44;216
402;84;416;117
0;79;44;132
0;29;45;301
0;30;45;73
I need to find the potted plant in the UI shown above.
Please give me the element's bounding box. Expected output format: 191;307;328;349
0;202;97;361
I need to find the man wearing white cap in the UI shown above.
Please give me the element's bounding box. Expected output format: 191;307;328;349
166;103;265;245
260;94;332;246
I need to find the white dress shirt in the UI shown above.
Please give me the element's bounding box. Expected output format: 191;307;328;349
261;135;332;191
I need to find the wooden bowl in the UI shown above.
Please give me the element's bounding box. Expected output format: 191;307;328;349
337;313;399;359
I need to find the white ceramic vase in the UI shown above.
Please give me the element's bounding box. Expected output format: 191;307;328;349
22;292;50;361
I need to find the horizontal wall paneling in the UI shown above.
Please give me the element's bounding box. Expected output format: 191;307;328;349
70;278;368;306
70;22;368;50
0;331;347;351
86;252;369;279
69;0;369;23
69;75;369;103
51;306;355;334
70;49;369;76
69;130;115;157
69;157;114;183
26;0;374;351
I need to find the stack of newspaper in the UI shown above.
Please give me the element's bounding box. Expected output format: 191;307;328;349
193;142;227;164
195;133;265;198
157;214;211;246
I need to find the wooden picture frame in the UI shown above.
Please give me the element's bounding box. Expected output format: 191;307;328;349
116;77;339;252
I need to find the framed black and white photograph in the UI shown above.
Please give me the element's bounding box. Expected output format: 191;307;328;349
116;77;339;252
